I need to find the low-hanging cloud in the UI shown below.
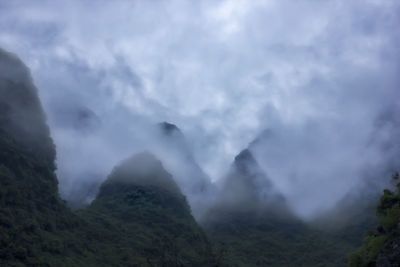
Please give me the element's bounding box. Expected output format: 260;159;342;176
0;0;399;217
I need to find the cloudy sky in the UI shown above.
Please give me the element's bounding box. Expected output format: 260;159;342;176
1;0;399;216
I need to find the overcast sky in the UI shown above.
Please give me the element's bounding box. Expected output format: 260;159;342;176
1;0;399;217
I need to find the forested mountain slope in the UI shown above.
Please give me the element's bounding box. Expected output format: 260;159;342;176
78;152;216;266
202;148;378;267
0;48;215;266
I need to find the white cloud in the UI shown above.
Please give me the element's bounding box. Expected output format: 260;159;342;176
0;0;399;216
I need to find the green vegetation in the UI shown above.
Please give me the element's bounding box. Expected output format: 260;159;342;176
0;130;90;266
0;132;374;267
200;148;377;267
0;117;377;266
77;153;216;266
349;173;400;267
0;130;216;266
203;206;372;267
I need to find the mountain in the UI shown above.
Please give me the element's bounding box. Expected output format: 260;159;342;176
153;121;215;219
0;47;92;266
0;48;215;266
0;48;55;166
202;146;376;266
79;152;216;266
202;149;313;266
1;47;393;267
215;148;287;213
202;148;292;221
312;181;380;246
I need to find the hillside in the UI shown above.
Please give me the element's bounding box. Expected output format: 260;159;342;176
0;47;95;266
202;148;377;267
78;152;216;266
0;48;215;266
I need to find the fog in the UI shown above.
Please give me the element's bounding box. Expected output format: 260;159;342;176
0;0;399;219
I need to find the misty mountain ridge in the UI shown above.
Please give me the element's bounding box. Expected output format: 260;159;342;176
0;48;215;266
58;119;214;216
232;149;285;205
0;47;88;266
212;148;288;215
151;121;215;220
1;47;398;267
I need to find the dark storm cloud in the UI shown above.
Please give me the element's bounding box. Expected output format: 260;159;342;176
0;0;399;217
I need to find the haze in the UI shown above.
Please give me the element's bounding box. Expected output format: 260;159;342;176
1;0;399;218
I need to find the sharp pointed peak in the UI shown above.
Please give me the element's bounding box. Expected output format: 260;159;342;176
233;149;260;175
235;149;256;163
157;121;182;136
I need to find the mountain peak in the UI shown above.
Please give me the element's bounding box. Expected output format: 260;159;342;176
97;151;182;199
234;148;255;163
157;121;182;136
211;147;289;215
233;148;259;175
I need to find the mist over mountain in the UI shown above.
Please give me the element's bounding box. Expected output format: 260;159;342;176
1;0;400;266
1;0;399;220
58;119;215;218
210;148;286;215
152;122;215;219
201;149;362;266
1;1;399;221
0;48;215;266
248;121;400;218
0;41;398;267
0;46;86;266
50;105;102;207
